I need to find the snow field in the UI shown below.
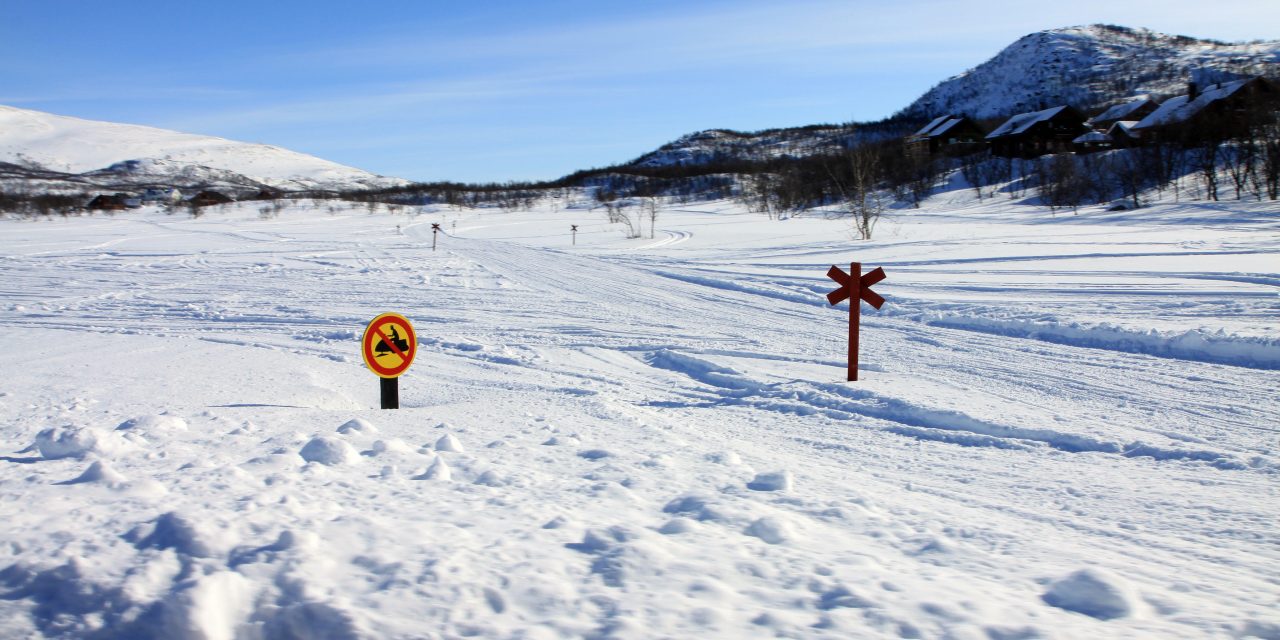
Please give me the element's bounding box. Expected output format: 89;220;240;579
1;193;1278;638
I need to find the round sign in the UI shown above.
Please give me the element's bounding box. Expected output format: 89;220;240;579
361;312;417;378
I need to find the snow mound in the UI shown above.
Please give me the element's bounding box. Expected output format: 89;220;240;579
658;518;698;535
62;460;129;486
130;511;224;558
35;425;119;460
299;436;358;466
745;517;793;544
434;434;464;453
368;438;415;456
336;418;378;435
542;435;581;446
1041;568;1137;620
413;458;451;481
116;414;188;433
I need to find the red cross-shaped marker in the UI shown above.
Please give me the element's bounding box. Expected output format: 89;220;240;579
826;262;886;381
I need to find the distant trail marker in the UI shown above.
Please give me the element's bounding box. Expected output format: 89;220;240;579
571;224;578;245
825;262;886;381
431;223;441;251
361;312;417;409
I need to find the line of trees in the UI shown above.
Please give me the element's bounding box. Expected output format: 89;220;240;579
7;101;1277;234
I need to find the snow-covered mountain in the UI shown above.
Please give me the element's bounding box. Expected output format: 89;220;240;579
628;127;849;169
0;105;407;194
618;25;1280;172
900;24;1280;121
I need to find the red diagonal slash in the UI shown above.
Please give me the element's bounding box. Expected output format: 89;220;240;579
376;325;410;361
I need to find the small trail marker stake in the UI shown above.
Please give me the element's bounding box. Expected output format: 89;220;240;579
825;262;886;381
431;223;441;251
571;224;578;246
361;312;418;409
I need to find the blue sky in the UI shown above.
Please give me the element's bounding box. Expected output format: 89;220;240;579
3;1;1277;183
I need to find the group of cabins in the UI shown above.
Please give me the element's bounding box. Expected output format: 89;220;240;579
85;187;281;211
906;77;1276;160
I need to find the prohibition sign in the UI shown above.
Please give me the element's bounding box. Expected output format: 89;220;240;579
361;312;417;378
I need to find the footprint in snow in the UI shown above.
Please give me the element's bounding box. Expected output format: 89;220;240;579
747;470;793;492
1041;568;1137;620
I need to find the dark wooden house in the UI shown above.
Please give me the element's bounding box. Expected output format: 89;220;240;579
189;191;233;207
86;194;129;211
986;106;1088;158
1106;121;1142;148
906;115;986;158
1131;77;1278;141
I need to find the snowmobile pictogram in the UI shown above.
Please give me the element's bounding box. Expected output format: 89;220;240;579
375;326;411;357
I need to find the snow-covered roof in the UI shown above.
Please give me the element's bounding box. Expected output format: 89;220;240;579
1073;131;1112;144
1132;79;1252;130
1089;98;1156;125
1107;121;1140;137
914;115;953;137
930;118;965;137
986;106;1069;139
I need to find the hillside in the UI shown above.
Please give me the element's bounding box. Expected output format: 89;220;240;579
900;24;1279;120
0;105;407;195
618;25;1280;172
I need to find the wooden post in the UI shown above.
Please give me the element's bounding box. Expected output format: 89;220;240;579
824;262;885;383
849;262;860;382
380;376;399;409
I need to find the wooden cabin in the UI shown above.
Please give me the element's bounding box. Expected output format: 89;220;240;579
86;194;129;211
1132;77;1278;142
986;106;1088;158
906;115;986;158
189;191;233;207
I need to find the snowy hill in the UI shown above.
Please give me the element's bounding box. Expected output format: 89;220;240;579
900;24;1280;120
628;127;849;168
620;25;1280;172
0;105;407;194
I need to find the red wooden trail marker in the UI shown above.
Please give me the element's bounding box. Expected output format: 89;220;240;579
826;262;886;381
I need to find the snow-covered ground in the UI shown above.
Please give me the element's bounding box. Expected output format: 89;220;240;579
1;192;1277;639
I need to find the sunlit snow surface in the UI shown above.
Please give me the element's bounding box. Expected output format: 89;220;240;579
1;194;1277;638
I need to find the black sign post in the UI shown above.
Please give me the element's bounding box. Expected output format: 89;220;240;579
431;223;441;251
571;224;578;246
380;377;399;409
